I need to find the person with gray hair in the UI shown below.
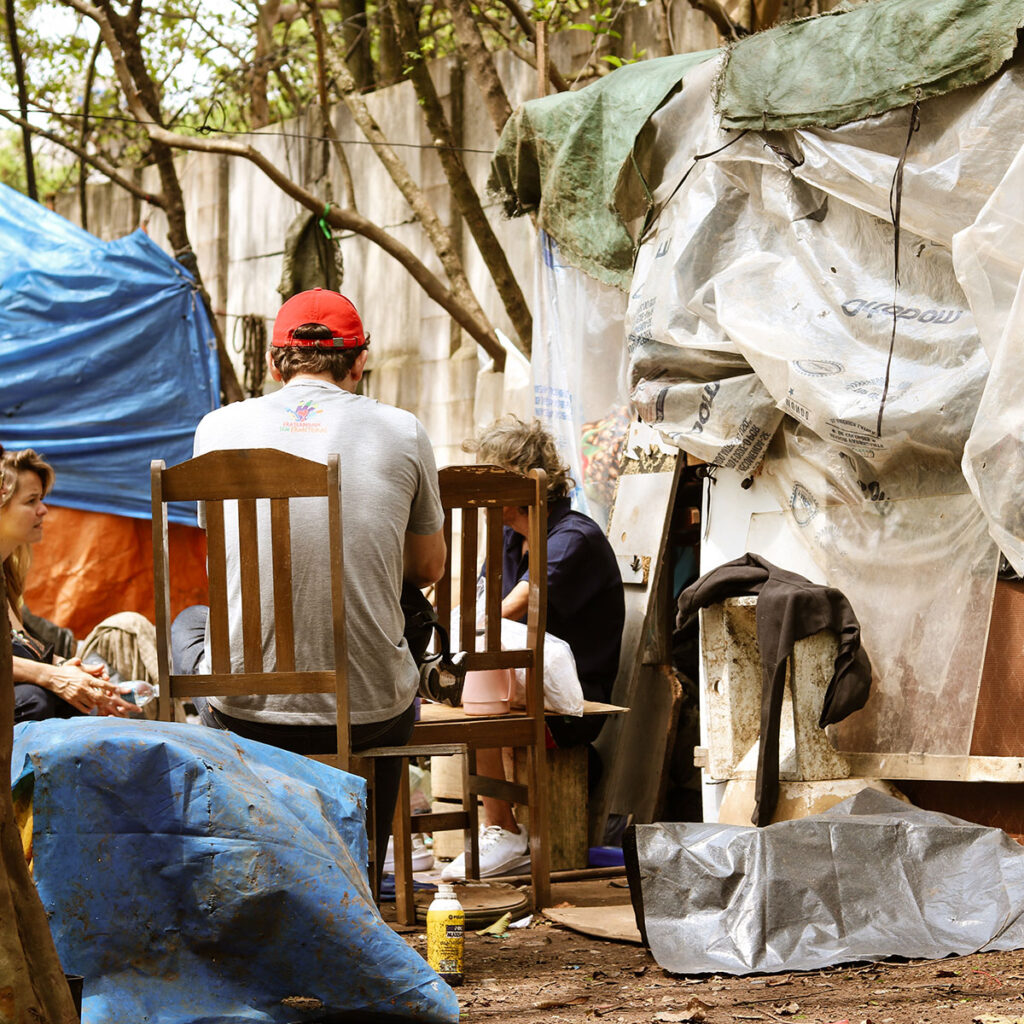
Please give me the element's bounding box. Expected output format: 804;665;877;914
443;416;625;880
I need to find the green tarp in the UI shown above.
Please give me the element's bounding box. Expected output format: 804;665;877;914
488;0;1024;287
488;51;717;289
717;0;1024;131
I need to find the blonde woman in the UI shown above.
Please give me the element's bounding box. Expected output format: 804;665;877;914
1;447;134;721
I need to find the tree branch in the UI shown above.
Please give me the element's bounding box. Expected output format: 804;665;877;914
443;0;513;133
686;0;745;41
0;109;164;207
122;117;506;362
78;33;104;229
4;0;37;200
329;41;503;364
390;0;529;356
306;0;357;210
477;3;570;92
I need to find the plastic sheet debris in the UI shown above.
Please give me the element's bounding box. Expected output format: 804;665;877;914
11;718;458;1023
626;789;1024;976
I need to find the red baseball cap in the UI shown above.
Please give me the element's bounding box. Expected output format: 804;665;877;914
272;288;368;349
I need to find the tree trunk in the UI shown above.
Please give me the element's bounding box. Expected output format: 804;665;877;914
89;0;244;403
0;572;79;1023
374;1;402;86
754;0;784;30
308;0;358;210
389;0;532;355
78;35;104;230
4;0;37;201
443;0;513;135
338;0;372;90
330;55;505;367
252;0;281;128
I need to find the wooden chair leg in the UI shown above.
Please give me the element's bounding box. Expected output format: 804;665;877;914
527;740;551;911
364;757;380;903
464;747;480;881
392;761;416;926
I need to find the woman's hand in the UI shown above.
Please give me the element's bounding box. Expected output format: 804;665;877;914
46;659;136;717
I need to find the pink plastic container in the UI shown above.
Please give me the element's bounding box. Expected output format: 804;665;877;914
461;669;513;716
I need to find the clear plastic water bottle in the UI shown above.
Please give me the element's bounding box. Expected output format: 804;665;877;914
120;681;159;709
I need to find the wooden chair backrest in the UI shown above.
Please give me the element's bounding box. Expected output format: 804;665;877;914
434;465;548;711
151;448;350;767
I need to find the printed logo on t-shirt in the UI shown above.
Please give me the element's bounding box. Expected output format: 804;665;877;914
281;400;326;433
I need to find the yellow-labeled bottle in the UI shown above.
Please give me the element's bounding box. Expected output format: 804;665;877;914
426;882;464;986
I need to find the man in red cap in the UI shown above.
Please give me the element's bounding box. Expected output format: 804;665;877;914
173;288;446;886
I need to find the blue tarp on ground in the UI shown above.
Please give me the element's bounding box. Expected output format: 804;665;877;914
12;718;458;1023
0;184;220;525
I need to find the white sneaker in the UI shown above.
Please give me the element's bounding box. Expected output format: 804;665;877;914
382;833;434;874
441;824;530;881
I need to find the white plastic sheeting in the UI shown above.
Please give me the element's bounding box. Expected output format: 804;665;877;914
623;55;1024;754
532;232;630;527
956;143;1024;576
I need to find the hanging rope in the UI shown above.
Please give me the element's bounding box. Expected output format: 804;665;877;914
233;313;268;397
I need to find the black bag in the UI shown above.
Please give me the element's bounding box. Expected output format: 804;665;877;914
400;582;465;706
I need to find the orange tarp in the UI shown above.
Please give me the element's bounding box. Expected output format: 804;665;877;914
24;506;208;639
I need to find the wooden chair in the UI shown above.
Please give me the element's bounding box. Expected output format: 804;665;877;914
386;464;551;922
150;448;352;767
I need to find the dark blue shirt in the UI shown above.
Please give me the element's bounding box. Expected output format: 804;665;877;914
502;498;625;703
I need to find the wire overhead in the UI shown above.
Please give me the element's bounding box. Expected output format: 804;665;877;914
0;106;496;154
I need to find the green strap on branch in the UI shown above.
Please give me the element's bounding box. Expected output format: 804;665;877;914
318;202;333;240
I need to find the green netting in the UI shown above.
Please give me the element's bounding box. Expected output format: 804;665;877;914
718;0;1024;131
488;51;717;289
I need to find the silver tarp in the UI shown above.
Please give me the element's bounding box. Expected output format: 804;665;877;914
630;790;1024;975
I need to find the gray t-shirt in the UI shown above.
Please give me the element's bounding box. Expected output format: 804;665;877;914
192;377;443;726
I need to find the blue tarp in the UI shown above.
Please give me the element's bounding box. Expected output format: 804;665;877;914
0;185;220;525
11;718;458;1023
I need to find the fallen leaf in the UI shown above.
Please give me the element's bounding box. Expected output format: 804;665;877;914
973;1017;1024;1024
773;1002;800;1016
651;997;712;1023
476;912;511;937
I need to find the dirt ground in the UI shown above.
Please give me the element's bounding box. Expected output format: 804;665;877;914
385;878;1024;1023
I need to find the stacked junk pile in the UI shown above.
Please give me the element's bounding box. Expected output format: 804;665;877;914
491;0;1024;976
